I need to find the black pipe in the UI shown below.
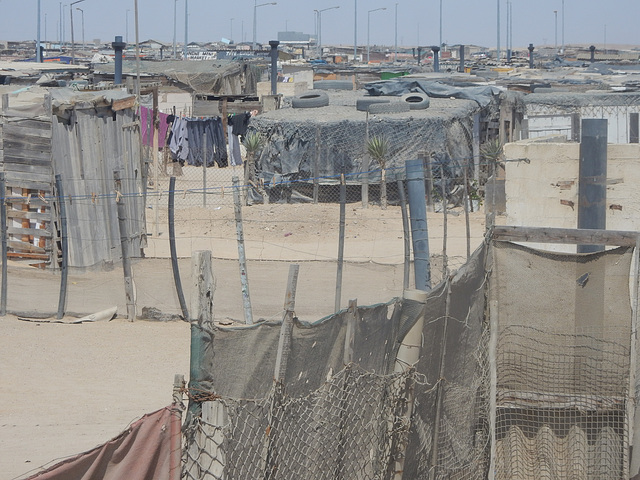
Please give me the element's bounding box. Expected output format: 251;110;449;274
112;35;126;85
528;43;535;69
459;45;465;73
432;45;440;72
577;119;608;254
269;40;280;96
0;172;6;316
590;45;596;63
55;174;68;319
169;177;189;320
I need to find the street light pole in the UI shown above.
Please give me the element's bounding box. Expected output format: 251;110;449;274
126;9;130;44
554;10;558;54
183;0;188;59
76;7;84;53
252;1;277;51
367;7;386;64
496;0;500;62
439;0;442;48
317;6;339;59
172;0;177;58
561;0;565;54
353;0;357;61
36;0;42;62
70;0;85;65
394;2;398;63
230;18;234;42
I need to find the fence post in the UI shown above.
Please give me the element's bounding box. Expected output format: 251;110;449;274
362;112;370;208
440;162;448;278
335;174;346;313
420;151;434;212
313;127;320;203
274;264;300;381
232;176;253;324
170;374;185;480
114;169;136;321
55;174;68;319
463;163;471;259
396;174;411;292
202;132;208;208
406;159;431;291
169;177;189;320
0;172;7;316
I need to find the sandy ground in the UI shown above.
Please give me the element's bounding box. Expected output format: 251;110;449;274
1;203;487;479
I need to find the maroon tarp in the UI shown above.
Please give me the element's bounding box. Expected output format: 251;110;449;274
24;406;180;480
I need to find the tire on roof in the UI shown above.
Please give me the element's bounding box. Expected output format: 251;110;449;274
356;97;391;112
313;80;354;90
368;102;411;114
401;92;430;110
292;91;330;108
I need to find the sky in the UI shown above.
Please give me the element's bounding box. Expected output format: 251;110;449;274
1;0;639;51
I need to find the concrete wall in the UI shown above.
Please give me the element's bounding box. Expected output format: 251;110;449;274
504;136;640;251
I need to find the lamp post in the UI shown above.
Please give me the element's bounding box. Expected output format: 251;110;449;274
230;18;234;42
183;0;188;59
317;6;339;59
172;0;177;58
394;2;398;62
554;10;558;54
69;0;85;65
36;0;42;62
496;0;500;62
126;9;130;44
354;0;357;61
252;1;277;51
439;0;442;48
367;7;385;64
561;0;565;54
76;7;84;53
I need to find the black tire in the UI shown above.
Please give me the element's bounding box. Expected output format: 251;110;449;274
368;102;411;114
313;80;354;90
292;91;330;108
401;92;430;110
356;97;391;112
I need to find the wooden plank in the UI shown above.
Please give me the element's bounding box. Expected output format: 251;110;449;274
491;225;640;247
0;156;52;168
7;197;49;208
7;252;49;261
3;132;52;148
8;226;52;238
7;210;51;222
8;240;47;254
3;123;52;138
5;179;52;191
4;163;53;175
111;96;136;111
5;170;53;184
3;150;52;163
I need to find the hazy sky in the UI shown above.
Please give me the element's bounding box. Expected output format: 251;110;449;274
1;0;639;51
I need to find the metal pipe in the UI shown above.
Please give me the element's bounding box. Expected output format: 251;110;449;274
168;177;189;320
112;36;126;85
432;45;440;72
577;119;608;254
0;172;7;316
55;175;68;319
353;0;357;61
528;43;534;68
397;176;411;291
394;2;398;62
459;44;465;72
269;40;279;95
172;0;177;58
335;174;346;312
184;0;188;59
405;159;431;291
36;0;42;62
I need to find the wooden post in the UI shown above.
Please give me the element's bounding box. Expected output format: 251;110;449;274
343;299;357;365
397;176;411;291
55;175;68;320
362;112;370;208
313;127;320;203
335;174;346;313
232;176;253;324
114;170;136;321
153;86;160;237
629;237;640;477
169;177;189;320
202;132;207;208
1;94;8;114
463;164;471;259
274;264;300;381
170;374;185;480
189;250;215;327
440;162;448;278
0;172;6;316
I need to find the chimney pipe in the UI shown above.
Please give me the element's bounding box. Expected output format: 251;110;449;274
432;45;440;72
417;47;422;65
590;45;596;63
459;45;465;73
528;43;535;69
269;40;279;96
112;35;126;85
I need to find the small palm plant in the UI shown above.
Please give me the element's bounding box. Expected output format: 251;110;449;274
367;135;390;209
243;132;263;186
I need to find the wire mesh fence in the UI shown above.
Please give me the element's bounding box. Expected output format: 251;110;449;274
183;366;417;480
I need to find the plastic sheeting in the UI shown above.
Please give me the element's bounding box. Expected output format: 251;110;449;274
363;79;502;107
23;406;178;480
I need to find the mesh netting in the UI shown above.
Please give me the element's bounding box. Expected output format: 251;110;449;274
183;366;415;480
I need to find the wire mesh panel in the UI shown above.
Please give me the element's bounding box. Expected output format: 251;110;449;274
183;366;414;480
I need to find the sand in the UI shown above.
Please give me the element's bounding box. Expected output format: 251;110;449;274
0;203;487;479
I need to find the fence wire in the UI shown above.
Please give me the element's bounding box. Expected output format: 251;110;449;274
183;366;416;480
